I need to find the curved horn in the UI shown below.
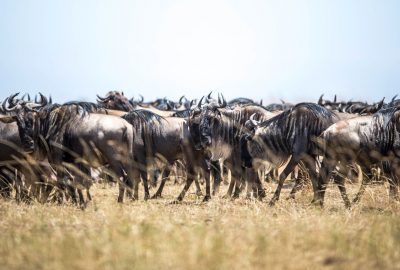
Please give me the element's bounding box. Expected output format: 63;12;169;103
49;95;53;104
392;95;398;102
221;94;227;107
377;97;385;109
334;95;337;103
28;94;31;101
2;97;18;112
179;95;186;105
318;94;324;105
121;91;124;96
96;94;110;102
139;94;144;103
8;92;20;107
260;99;263;105
39;92;48;106
249;113;259;127
280;99;285;104
198;96;205;108
205;91;213;103
217;93;222;105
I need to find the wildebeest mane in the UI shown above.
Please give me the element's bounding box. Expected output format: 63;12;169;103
172;109;191;118
62;101;105;115
35;103;104;158
259;103;336;128
256;103;338;154
123;110;165;127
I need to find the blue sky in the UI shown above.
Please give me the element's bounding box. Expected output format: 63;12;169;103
0;0;399;104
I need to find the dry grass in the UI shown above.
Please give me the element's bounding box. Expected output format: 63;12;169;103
0;181;400;270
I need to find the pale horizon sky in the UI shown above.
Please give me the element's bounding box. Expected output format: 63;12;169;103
0;0;399;104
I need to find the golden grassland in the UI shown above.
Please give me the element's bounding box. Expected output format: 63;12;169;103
0;181;400;270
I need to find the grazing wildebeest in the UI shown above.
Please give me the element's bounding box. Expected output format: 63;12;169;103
315;105;400;207
242;103;338;206
0;100;137;207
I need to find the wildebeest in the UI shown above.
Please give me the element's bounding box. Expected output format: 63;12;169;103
97;91;178;117
0;94;59;203
189;96;281;199
315;105;400;207
242;103;338;206
122;110;214;202
0;99;137;207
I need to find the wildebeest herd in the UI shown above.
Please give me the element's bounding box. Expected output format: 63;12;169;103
0;91;399;209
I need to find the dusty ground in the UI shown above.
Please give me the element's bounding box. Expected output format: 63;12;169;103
0;181;399;270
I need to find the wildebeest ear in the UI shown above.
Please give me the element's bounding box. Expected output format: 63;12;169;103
0;115;17;124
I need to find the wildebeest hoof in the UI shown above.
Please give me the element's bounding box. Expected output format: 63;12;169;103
202;195;211;202
151;193;163;199
170;200;181;205
257;190;267;199
286;194;296;200
352;197;360;204
79;202;88;210
222;194;231;199
196;191;203;197
310;199;323;208
268;199;277;207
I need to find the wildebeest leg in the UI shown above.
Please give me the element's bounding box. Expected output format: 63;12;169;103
151;167;171;199
287;164;306;200
269;155;301;206
86;189;92;201
194;178;203;197
385;161;400;201
224;177;236;198
353;165;373;204
0;168;13;199
252;171;266;199
118;179;126;203
199;159;211;202
210;160;222;196
332;164;351;209
175;167;196;202
140;169;150;201
245;169;254;199
245;168;261;199
232;168;245;199
288;178;303;200
314;155;337;207
74;164;92;209
150;168;161;187
111;155;138;202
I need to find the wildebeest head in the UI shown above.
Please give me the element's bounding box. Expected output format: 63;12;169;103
241;115;263;167
188;96;206;149
97;91;133;111
0;93;48;152
188;94;227;150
